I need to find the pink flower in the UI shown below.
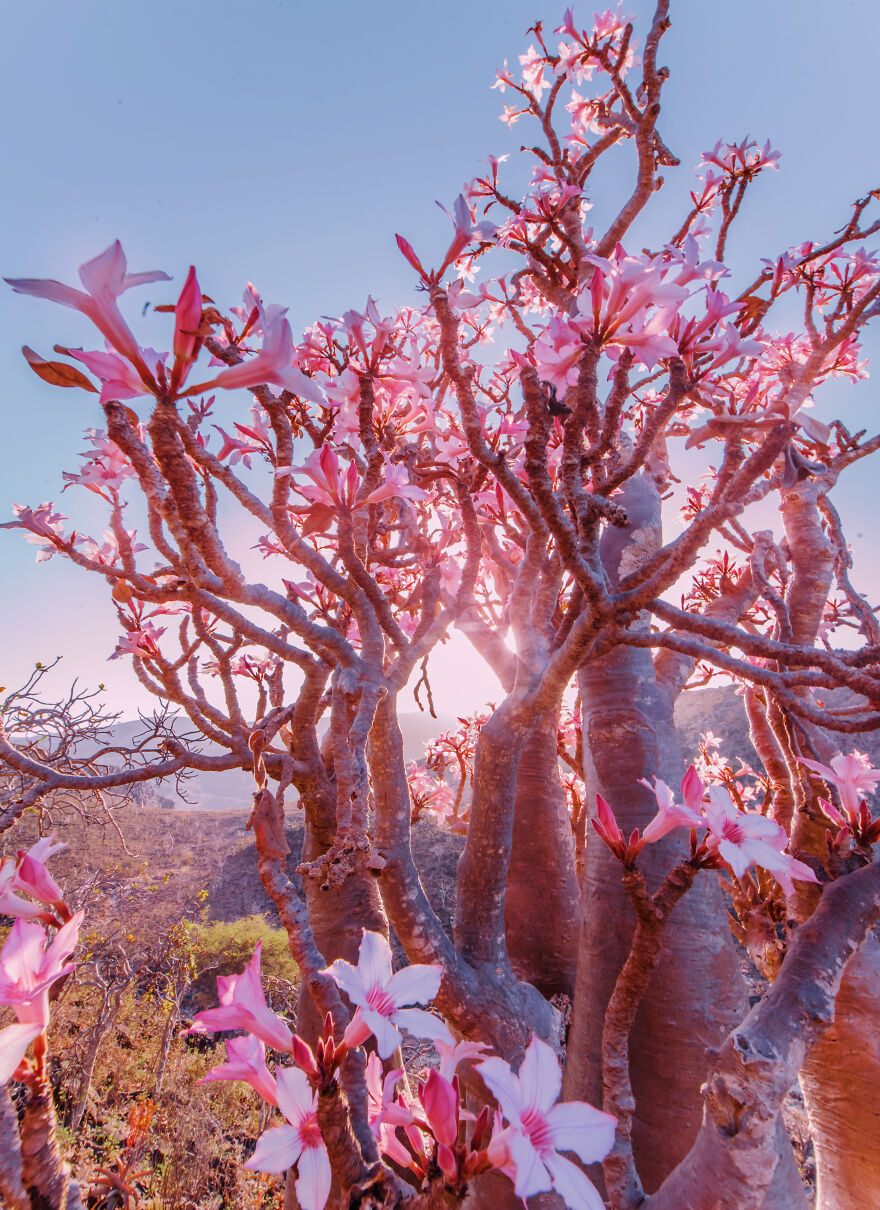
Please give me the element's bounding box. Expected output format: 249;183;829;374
435;1037;489;1080
436;195;497;277
293;446;427;514
421;1068;458;1147
324;930;452;1059
66;346;152;404
110;622;166;661
365;1053;415;1168
591;793;630;860
639;768;704;844
478;1036;615;1210
188;943;293;1052
0;913;83;1029
5;242;170;380
200;1033;278;1105
702;790;818;896
172;266;203;375
244;1066;331;1210
0;1021;44;1084
12;853;65;911
191;313;325;404
798;753;880;816
1;502;70;562
0;836;66;919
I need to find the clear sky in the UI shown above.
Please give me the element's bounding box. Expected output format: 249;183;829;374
2;0;879;716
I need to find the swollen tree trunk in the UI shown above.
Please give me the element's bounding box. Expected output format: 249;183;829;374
780;479;880;1210
505;705;579;997
567;645;807;1205
564;644;749;1188
295;819;388;1042
798;939;880;1209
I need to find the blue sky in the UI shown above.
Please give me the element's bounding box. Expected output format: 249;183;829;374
2;0;879;714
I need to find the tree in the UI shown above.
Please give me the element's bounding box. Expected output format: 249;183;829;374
4;3;880;1208
0;658;228;832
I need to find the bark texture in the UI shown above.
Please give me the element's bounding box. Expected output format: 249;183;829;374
780;481;880;1209
296;819;387;1042
505;709;579;997
565;643;749;1188
798;938;880;1210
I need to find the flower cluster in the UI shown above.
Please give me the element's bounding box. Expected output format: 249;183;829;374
0;838;83;1082
594;765;819;896
186;929;614;1210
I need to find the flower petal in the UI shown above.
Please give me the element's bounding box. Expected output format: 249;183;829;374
296;1145;332;1210
390;1007;454;1048
546;1101;616;1164
275;1066;316;1128
245;1124;303;1174
357;931;393;990
385;962;442;1007
361;1009;403;1060
508;1129;552;1198
476;1056;525;1125
517;1036;561;1114
545;1150;606;1210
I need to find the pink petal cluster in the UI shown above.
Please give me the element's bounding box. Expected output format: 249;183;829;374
0;836;68;919
595;768;820;896
291;446;427;514
325;930;452;1059
5;241;170;382
0;913;83;1082
243;1066;331;1210
798;753;880;817
478;1036;615;1210
365;1052;416;1168
200;1033;278;1106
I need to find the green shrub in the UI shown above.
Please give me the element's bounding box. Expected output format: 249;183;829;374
185;915;299;984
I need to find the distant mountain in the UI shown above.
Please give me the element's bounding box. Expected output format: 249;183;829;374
115;710;458;812
675;684;880;771
102;689;880;812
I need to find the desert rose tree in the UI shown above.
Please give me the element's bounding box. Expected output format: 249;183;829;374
4;3;880;1209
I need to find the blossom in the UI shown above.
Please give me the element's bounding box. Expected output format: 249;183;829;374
0;836;67;918
365;1053;415;1168
5;242;170;378
244;1066;331;1210
1;502;70;562
172;265;203;375
324;930;452;1059
110;622;166;661
188;942;293;1052
421;1068;458;1147
639;769;703;844
292;446;427;513
191;313;325;404
798;753;880;816
478;1036;615;1210
65;345;154;404
200;1033;278;1105
0;913;83;1030
702;789;819;896
435;1036;489;1080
